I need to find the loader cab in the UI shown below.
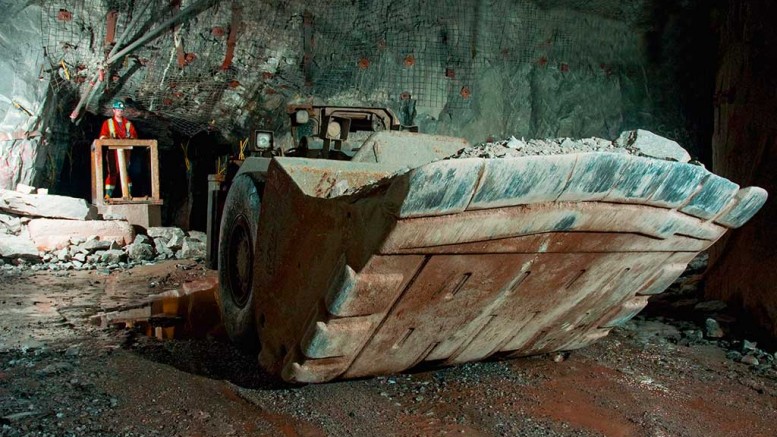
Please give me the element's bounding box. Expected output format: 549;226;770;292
285;105;411;160
206;105;419;268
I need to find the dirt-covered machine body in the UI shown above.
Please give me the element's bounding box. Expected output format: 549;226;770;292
213;114;766;383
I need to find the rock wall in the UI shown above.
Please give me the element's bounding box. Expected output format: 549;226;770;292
706;0;777;337
0;2;53;190
299;0;716;158
0;0;721;196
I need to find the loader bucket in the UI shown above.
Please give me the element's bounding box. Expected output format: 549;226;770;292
247;153;766;383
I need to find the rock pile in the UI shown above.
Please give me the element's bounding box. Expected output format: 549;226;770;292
726;339;775;368
2;228;207;274
328;130;696;199
125;228;207;263
450;129;693;163
624;315;776;373
0;185;207;273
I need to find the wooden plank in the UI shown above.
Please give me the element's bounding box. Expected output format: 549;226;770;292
90;148;98;204
150;140;160;201
104;199;163;205
117;148;130;199
92;141;105;205
93;139;157;147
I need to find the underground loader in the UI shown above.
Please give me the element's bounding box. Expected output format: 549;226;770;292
209;106;767;383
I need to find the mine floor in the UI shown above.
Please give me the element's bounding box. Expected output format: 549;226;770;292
1;260;776;436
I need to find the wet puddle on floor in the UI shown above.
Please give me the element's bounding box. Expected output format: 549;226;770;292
90;277;222;339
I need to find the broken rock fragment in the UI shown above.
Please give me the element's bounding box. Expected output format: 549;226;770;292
181;238;206;259
100;249;126;264
0;213;22;234
126;242;156;262
166;234;184;251
0;189;96;220
615;129;691;163
133;234;153;246
451;130;693;163
147;227;186;242
27;219;134;251
187;231;207;242
704;318;724;338
0;234;39;259
154;238;174;259
81;238;113;252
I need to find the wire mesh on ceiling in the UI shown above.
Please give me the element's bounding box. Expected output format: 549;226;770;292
308;0;582;112
310;0;481;111
41;2;116;93
40;0;289;137
39;0;635;137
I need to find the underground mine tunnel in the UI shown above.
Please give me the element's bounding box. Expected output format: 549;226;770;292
0;0;775;436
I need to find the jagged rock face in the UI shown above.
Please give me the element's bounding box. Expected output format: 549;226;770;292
706;0;777;338
0;0;716;190
0;2;51;190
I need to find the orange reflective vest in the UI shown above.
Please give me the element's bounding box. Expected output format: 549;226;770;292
107;119;133;139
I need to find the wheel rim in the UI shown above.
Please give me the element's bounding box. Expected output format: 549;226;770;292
226;214;253;308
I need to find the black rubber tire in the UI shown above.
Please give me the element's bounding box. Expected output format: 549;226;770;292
217;173;263;352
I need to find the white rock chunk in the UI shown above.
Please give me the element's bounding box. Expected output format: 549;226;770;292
0;213;22;234
126;242;155;261
27;219;134;251
0;189;96;220
166;234;184;250
0;234;38;258
187;231;207;243
181;238;206;259
147;227;186;242
615;129;691;163
15;183;36;194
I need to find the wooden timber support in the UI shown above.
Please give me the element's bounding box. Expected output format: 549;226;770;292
91;139;162;206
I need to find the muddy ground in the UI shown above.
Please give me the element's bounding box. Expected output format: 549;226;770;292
0;261;775;437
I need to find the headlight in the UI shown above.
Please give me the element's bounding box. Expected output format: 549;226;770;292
295;109;310;124
254;131;273;150
326;121;342;139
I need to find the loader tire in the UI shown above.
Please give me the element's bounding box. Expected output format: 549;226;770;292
218;173;263;353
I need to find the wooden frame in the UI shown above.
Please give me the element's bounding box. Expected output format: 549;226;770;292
91;139;162;206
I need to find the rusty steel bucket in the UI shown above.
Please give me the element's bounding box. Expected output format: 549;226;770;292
241;152;766;383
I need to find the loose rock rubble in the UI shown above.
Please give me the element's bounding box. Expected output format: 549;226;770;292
0;229;207;275
626;314;777;373
450;129;693;162
0;185;207;274
639;252;777;374
327;130;694;200
329;130;695;199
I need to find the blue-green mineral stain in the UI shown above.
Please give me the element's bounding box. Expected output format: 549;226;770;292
554;215;577;231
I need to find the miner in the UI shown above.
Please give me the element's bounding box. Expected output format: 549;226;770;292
99;99;137;198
